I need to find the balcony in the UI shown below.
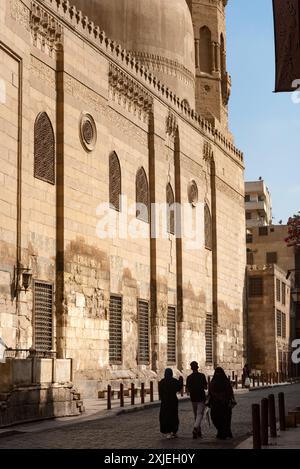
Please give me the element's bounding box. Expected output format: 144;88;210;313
245;200;267;213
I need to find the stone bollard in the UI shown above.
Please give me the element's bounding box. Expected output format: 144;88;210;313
268;394;277;438
252;404;261;449
141;383;145;404
120;383;124;408
150;381;154;403
131;383;135;406
278;392;286;431
107;385;112;410
235;375;238;390
261;398;269;446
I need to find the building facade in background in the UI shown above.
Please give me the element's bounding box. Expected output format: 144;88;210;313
0;0;246;397
245;180;272;228
246;223;300;374
247;264;291;374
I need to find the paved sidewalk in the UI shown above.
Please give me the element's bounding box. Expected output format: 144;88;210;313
237;427;300;449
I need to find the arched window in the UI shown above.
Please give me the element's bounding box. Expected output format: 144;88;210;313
109;151;121;212
220;33;226;78
166;183;175;235
136;167;149;223
34;112;55;184
205;203;212;250
200;26;212;74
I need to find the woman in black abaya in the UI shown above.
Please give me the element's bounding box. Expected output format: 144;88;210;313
158;368;183;438
208;367;235;440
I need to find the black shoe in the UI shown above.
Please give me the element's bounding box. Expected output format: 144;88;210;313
192;429;198;439
197;430;202;438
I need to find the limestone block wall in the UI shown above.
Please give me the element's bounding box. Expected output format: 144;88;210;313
213;145;246;371
0;0;246;391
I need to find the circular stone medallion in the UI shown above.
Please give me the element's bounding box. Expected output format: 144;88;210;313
80;113;97;151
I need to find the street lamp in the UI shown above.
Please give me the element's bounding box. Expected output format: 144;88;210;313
13;265;32;297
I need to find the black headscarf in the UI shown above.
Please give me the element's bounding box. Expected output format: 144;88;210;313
210;367;231;394
164;368;173;380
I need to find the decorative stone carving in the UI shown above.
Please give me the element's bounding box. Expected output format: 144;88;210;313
10;0;30;31
187;180;199;207
203;140;214;163
30;56;56;86
108;63;153;122
79;113;97;152
30;1;63;57
166;112;178;138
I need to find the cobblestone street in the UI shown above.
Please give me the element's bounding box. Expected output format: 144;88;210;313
0;384;299;449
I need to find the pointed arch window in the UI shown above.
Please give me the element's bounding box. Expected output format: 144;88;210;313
166;183;175;235
205;203;212;250
200;26;212;74
220;33;226;78
109;151;121;212
34;112;55;184
136;167;149;223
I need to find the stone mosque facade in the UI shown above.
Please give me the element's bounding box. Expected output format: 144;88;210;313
0;0;246;395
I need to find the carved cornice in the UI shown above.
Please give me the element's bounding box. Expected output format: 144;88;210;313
30;1;63;57
108;63;153;122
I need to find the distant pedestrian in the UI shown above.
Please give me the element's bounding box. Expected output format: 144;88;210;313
208;367;236;440
158;368;183;439
186;361;207;439
242;364;250;388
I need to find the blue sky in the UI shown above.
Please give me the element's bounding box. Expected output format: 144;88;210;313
226;0;300;223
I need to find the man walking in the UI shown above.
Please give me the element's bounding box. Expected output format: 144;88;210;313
186;361;208;439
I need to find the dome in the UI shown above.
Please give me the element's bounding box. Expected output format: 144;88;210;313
71;0;196;107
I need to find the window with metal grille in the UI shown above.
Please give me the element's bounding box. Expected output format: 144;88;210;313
109;152;121;211
166;183;175;235
34;282;53;352
249;277;263;297
276;279;281;302
136;167;149;223
266;252;278;264
276;310;282;337
245;195;250;202
282;312;286;338
282;282;286;306
205;314;213;364
109;295;122;364
34;112;55;184
204;204;212;250
246;212;252;220
138;300;150;364
259;226;268;236
167;306;176;364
